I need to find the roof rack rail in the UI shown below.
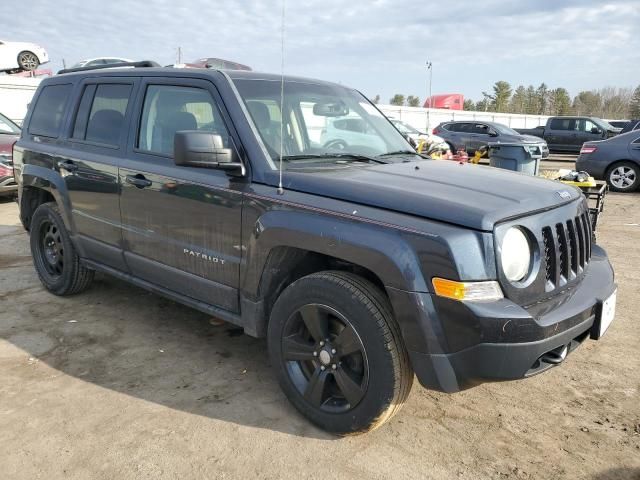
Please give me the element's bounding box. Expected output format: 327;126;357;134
57;60;161;75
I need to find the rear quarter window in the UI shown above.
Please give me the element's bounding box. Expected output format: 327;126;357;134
28;84;73;138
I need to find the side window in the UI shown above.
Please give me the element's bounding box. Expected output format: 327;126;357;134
138;85;231;156
28;84;72;138
471;123;489;134
583;120;598;133
549;118;573;131
72;83;132;146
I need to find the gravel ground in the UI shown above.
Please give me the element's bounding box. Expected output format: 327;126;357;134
0;178;639;479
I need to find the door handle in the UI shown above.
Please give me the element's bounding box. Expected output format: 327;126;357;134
125;174;152;189
57;160;78;172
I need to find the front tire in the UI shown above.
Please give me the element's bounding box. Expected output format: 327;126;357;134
268;271;413;434
606;161;639;192
30;202;94;295
17;51;40;71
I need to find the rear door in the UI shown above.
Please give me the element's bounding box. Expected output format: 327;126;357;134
448;122;471;150
466;123;492;153
630;135;640;161
60;78;138;270
119;78;244;312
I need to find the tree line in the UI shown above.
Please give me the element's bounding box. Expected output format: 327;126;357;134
376;84;640;119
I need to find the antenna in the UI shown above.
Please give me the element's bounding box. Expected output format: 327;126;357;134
277;0;286;195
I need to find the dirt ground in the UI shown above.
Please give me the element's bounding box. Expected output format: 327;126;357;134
1;183;639;480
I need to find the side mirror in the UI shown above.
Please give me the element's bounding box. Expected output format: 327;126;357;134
488;129;498;137
174;131;244;174
591;127;602;134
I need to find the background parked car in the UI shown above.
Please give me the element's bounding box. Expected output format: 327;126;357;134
0;39;49;72
576;130;640;192
608;120;629;129
620;119;640;134
190;57;252;70
433;120;549;157
320;117;386;152
515;116;620;153
71;57;133;68
0;111;20;197
389;119;444;144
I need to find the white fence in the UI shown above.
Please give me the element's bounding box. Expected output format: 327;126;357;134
0;75;43;125
377;104;550;132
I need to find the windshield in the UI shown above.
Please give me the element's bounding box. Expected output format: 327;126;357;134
233;79;414;168
594;118;616;130
0;112;20;134
492;123;520;135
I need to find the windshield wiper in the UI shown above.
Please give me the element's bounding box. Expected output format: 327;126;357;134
282;153;388;164
377;150;420;158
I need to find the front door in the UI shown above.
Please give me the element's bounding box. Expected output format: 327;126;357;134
119;79;244;312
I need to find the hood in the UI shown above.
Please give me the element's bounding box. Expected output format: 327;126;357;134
503;134;547;144
279;160;581;231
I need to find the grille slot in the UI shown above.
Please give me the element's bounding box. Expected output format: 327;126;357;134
542;227;555;285
555;223;568;284
566;220;578;276
575;215;586;269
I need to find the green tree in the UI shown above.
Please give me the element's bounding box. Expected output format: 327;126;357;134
549;88;571;115
490;81;512;112
525;85;537;114
536;83;549;115
510;85;527;114
573;91;602;116
630;86;640;118
406;95;421;107
476;98;490;112
389;94;405;106
463;99;475;111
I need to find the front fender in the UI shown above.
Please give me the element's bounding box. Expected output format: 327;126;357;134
242;209;433;297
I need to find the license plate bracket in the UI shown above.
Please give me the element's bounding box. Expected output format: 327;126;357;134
591;289;617;340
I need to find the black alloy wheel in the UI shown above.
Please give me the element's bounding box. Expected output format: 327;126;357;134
281;303;369;413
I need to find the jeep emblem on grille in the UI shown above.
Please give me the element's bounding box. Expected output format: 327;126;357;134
556;190;572;200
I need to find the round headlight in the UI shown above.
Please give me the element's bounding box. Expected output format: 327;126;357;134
501;227;531;282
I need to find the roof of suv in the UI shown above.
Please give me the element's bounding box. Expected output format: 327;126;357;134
441;120;507;128
56;66;344;89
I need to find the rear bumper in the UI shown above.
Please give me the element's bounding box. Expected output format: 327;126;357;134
575;155;607;179
0;177;17;195
388;245;615;393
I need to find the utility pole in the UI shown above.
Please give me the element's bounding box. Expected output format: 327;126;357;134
426;61;433;131
177;46;182;65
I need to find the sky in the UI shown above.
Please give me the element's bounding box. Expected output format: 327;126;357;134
2;0;639;103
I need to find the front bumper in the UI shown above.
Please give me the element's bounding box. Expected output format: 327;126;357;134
388;245;615;393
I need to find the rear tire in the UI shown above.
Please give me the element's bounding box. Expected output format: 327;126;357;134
17;51;39;71
268;271;413;435
30;202;94;295
606;161;639;192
